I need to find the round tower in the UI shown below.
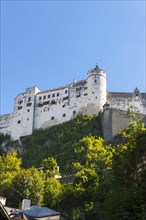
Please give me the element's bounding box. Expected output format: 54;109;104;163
87;65;106;114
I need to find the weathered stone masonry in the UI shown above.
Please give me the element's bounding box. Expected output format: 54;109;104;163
0;66;146;141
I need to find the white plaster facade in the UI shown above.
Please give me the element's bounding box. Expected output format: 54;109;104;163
0;66;146;141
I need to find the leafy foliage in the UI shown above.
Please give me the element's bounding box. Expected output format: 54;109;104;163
21;114;102;174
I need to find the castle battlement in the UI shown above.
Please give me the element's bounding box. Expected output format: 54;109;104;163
0;66;146;141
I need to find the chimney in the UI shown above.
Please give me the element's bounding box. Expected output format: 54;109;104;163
22;199;31;210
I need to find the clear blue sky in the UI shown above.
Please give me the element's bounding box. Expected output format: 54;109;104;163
0;0;145;114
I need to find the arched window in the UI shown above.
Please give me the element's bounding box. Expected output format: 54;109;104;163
51;100;56;105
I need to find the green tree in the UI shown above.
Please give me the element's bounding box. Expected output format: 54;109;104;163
105;122;146;220
5;167;44;208
43;177;62;209
0;151;21;195
41;157;60;178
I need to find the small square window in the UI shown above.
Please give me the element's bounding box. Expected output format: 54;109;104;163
39;97;42;100
26;103;31;107
63;113;66;117
65;90;68;94
57;93;60;96
43;95;46;99
52;94;55;97
18;106;22;110
48;95;50;98
51;116;54;120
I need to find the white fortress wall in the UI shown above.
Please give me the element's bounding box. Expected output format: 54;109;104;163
0;113;13;135
107;88;146;114
0;65;145;141
33;66;107;130
34;86;71;129
10;87;40;140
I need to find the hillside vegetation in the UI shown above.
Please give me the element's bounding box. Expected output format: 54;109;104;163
0;114;146;220
21;114;102;173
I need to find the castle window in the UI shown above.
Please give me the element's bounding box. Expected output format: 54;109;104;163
43;101;50;105
43;107;49;112
76;87;81;91
73;110;76;115
51;100;56;105
63;113;66;117
17;120;21;124
84;93;88;96
38;102;43;107
48;95;50;98
76;94;81;98
94;80;97;83
27;118;29;121
92;92;94;94
28;97;31;102
43;95;46;99
18;100;23;105
51;116;54;120
63;96;69;101
65;90;68;94
62;104;66;108
52;94;55;98
26;103;32;107
57;93;60;96
39;96;42;100
84;87;87;90
27;109;30;112
18;106;22;110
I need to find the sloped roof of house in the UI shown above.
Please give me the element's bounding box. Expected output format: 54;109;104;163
12;206;60;218
0;202;10;220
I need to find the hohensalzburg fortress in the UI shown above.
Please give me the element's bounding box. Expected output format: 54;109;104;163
0;65;146;141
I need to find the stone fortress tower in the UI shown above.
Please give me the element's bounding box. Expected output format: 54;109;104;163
0;65;145;141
